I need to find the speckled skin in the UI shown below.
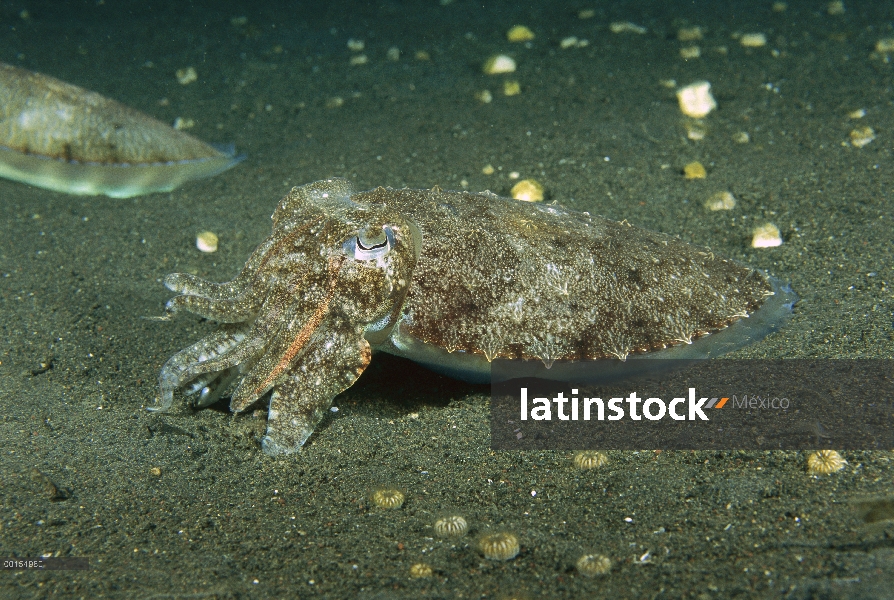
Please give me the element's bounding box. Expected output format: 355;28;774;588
152;178;776;456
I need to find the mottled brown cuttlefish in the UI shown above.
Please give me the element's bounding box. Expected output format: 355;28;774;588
150;179;795;456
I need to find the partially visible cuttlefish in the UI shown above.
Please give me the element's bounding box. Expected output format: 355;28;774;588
0;62;242;197
150;178;796;456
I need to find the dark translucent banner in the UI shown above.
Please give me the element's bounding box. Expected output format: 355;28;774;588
490;360;894;450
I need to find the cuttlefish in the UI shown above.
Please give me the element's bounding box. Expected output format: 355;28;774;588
0;62;242;197
151;179;795;456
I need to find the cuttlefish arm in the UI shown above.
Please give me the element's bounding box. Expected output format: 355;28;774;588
259;321;371;455
222;255;373;455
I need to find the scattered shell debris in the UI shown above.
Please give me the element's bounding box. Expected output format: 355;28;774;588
705;191;736;211
560;36;589;49
481;164;495;175
414;50;430;61
677;81;717;118
349;54;368;65
686;122;708;141
346;38;365;51
196;231;219;253
573;450;608;470
751;223;783;248
511;179;544;201
483;54;516;74
827;1;845;16
475;90;493;103
807;450;846;475
326;96;345;108
149;467;162;476
678;26;704;42
434;515;469;538
386;46;400;61
507;25;535;43
409;563;433;578
849;126;875;148
739;33;767;48
578;9;596;19
175;67;197;85
610;22;647;35
848;108;866;119
733;131;751;144
172;117;195;131
680;46;701;59
876;39;894;53
478;531;520;561
503;80;521;96
772;2;788;12
683;161;707;180
576;553;612;577
369;487;405;509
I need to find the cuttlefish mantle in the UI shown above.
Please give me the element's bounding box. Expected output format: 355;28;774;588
0;62;243;198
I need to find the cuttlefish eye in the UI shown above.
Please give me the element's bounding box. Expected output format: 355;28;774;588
344;226;395;260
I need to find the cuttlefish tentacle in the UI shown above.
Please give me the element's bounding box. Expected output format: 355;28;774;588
153;325;247;412
154;288;299;409
162;292;266;323
164;271;257;302
182;365;243;408
157;334;263;409
261;324;372;455
230;256;346;412
155;249;346;411
161;234;278;297
164;220;321;303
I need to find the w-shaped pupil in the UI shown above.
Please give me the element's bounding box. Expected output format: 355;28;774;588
357;234;387;251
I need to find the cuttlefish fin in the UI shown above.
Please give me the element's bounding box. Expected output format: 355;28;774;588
261;328;372;456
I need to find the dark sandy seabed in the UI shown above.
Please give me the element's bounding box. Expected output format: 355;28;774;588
1;0;893;598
